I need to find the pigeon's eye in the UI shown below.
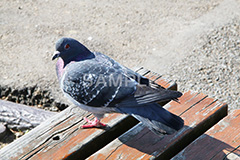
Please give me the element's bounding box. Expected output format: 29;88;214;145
65;44;70;50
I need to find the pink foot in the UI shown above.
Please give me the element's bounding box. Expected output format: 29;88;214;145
81;117;106;128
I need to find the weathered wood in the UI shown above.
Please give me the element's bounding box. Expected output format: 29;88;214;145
144;71;176;90
172;109;240;160
87;91;228;160
0;100;56;130
0;107;134;160
0;67;176;160
136;68;150;76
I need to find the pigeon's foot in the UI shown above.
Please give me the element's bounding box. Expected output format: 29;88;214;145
81;117;106;128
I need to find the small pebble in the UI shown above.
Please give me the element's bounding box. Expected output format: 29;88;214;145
168;20;240;110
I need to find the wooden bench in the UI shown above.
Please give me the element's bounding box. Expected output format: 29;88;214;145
87;91;228;159
0;67;231;160
172;109;240;160
0;67;178;160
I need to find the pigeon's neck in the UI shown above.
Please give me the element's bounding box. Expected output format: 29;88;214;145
63;52;95;67
56;58;65;80
56;52;95;79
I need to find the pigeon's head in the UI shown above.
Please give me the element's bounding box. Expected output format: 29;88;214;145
52;37;93;63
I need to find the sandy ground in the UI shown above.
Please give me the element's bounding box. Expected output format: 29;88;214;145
0;0;238;86
0;0;239;107
0;0;240;149
0;0;239;105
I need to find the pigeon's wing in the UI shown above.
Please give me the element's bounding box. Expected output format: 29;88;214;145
94;52;149;85
61;59;137;107
115;84;182;107
62;52;182;108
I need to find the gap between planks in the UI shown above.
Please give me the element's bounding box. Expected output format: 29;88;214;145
0;67;177;160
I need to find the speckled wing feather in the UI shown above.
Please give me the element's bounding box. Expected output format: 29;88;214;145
61;58;137;107
94;52;149;86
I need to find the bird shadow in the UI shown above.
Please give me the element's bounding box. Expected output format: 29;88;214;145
0;127;16;145
118;125;239;160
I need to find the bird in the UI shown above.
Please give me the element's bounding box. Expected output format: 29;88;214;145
52;37;184;135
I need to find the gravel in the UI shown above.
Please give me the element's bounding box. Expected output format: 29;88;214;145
168;19;240;110
0;20;239;113
0;85;68;112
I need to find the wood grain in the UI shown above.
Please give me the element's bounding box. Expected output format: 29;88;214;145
172;109;240;160
87;91;228;160
0;67;177;160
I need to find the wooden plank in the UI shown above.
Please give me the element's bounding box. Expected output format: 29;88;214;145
0;106;134;160
135;67;150;76
144;71;176;90
0;68;176;160
87;91;228;160
172;109;240;160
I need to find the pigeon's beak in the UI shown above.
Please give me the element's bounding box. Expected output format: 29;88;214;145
52;51;60;60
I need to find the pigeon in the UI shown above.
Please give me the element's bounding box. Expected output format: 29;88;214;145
52;37;184;135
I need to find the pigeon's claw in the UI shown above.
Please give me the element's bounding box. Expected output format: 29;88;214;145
81;117;106;128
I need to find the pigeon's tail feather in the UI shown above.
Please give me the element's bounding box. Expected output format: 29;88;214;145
117;103;184;135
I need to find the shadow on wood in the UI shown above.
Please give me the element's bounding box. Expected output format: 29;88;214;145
0;67;178;160
173;109;240;160
97;126;237;160
87;91;228;159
